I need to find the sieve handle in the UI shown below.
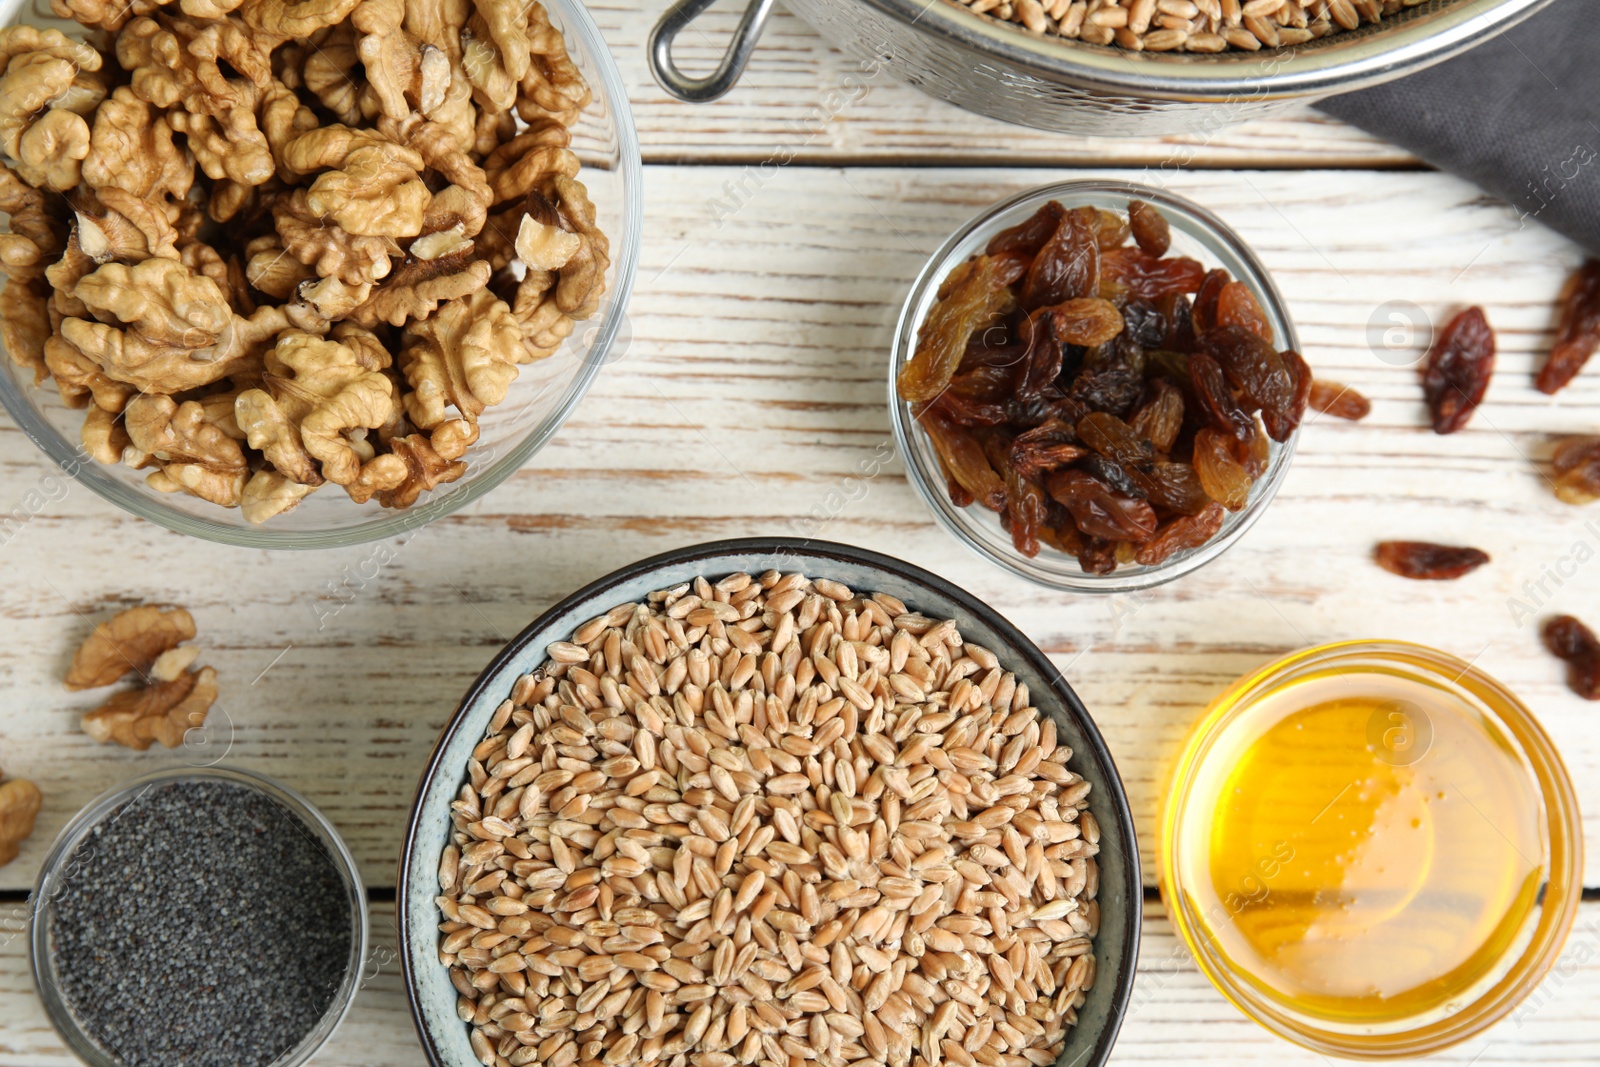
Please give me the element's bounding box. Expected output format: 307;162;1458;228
648;0;778;102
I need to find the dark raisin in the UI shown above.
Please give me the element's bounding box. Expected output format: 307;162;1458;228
1129;378;1184;454
1215;281;1274;343
1542;615;1600;699
1082;454;1147;500
918;408;1006;511
1308;380;1371;420
1015;309;1065;399
1191;269;1230;335
1422;306;1495;435
1135;503;1225;566
1077;412;1155;472
1143;461;1213;516
986;201;1066;257
1021;210;1098;311
1374;541;1490;580
1068;361;1144;418
1127;200;1172;258
1076;535;1118;575
1101;248;1206;301
1156;292;1195;353
1188;352;1253;439
1198;326;1296;442
1271;349;1312;441
984;434;1049;559
1147;349;1191;385
1537;259;1600;395
1010;420;1085;480
1121;298;1167;349
1044;470;1158;542
929;391;1012;428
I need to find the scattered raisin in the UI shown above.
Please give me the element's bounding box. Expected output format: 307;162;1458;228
1551;435;1600;505
1308;380;1371;420
1374;541;1490;580
1422;306;1495;435
1542;615;1600;700
1128;200;1171;257
1537;259;1600;395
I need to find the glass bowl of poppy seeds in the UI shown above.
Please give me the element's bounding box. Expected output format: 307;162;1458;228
28;766;368;1067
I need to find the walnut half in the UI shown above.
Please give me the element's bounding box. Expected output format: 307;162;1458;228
0;772;41;867
64;604;195;690
66;604;218;751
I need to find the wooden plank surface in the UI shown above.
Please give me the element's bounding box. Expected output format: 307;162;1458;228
591;0;1415;168
0;165;1594;900
2;901;1597;1064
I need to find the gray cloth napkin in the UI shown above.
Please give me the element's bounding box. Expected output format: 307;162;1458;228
1320;0;1600;254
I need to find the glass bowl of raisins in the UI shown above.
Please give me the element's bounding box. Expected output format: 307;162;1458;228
890;180;1305;592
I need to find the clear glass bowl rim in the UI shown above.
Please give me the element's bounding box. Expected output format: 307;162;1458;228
888;178;1300;593
1157;638;1585;1059
28;764;370;1067
0;0;643;550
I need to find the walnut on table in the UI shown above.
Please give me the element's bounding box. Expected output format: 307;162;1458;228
65;604;220;751
0;771;41;867
0;0;610;523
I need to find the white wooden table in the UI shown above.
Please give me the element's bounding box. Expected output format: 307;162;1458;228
2;2;1598;1063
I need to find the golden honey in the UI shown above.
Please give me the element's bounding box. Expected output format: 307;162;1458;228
1161;642;1583;1057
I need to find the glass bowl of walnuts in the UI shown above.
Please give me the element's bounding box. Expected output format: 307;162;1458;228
890;180;1303;593
0;0;641;547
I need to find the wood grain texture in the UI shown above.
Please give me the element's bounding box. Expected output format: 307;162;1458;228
0;167;1595;902
0;901;1595;1064
592;0;1415;167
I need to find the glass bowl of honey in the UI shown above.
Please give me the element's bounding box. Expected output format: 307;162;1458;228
1158;640;1583;1058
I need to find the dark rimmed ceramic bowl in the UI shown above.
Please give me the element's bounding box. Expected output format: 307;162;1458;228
398;537;1140;1067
